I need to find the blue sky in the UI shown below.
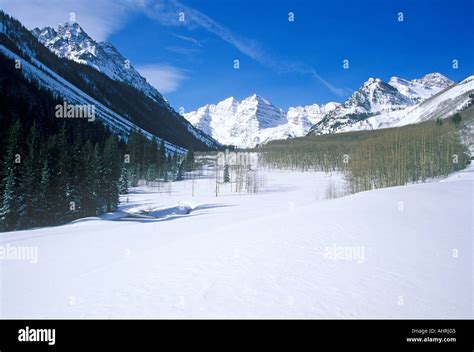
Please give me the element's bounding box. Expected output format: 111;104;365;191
2;0;473;111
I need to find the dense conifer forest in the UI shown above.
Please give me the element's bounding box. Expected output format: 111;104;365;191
0;54;195;232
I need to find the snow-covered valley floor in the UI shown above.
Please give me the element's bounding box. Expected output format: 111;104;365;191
0;165;472;319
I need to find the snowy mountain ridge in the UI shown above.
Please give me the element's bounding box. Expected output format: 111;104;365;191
389;73;454;102
25;20;219;149
184;95;339;148
32;22;165;104
327;75;474;135
310;73;460;134
0;12;220;151
0;44;187;155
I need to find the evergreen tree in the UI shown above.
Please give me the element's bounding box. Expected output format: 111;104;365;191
224;164;230;183
171;153;179;179
79;141;98;216
93;142;107;214
451;113;462;127
18;123;40;228
0;167;19;231
119;166;129;194
176;161;185;181
158;139;166;177
148;137;159;165
66;135;84;218
185;149;195;171
47;127;70;223
0;120;22;231
37;158;51;224
102;135;121;212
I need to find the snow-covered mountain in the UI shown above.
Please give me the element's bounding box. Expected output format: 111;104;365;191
184;95;339;148
32;22;165;104
329;75;474;134
389;73;454;102
286;102;340;134
0;12;219;151
311;73;455;134
311;74;474;135
0;42;189;154
185;73;460;148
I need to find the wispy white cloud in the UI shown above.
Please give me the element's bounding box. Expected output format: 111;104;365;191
166;46;201;56
142;0;264;62
0;0;139;41
136;64;188;93
167;33;203;56
274;62;351;97
172;33;203;47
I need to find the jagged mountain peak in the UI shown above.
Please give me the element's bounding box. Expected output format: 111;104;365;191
311;72;471;135
216;96;239;109
389;72;452;87
363;77;383;86
413;72;453;88
242;93;273;105
56;21;84;37
388;72;453;103
388;76;409;85
31;21;165;104
33;22;92;48
340;77;410;115
361;77;395;91
184;96;339;148
31;26;57;41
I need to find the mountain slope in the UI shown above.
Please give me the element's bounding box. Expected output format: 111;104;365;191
0;12;218;151
184;95;338;148
311;73;455;134
388;73;454;103
312;75;474;135
32;22;165;104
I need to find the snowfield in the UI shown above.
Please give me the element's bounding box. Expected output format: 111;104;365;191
0;165;472;319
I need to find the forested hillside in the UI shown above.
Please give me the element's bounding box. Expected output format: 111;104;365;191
0;53;195;232
0;11;218;151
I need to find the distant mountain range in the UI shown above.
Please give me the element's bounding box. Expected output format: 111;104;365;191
184;95;339;148
0;12;219;152
185;73;474;148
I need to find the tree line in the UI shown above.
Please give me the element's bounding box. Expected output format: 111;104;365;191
259;116;470;193
123;131;195;188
